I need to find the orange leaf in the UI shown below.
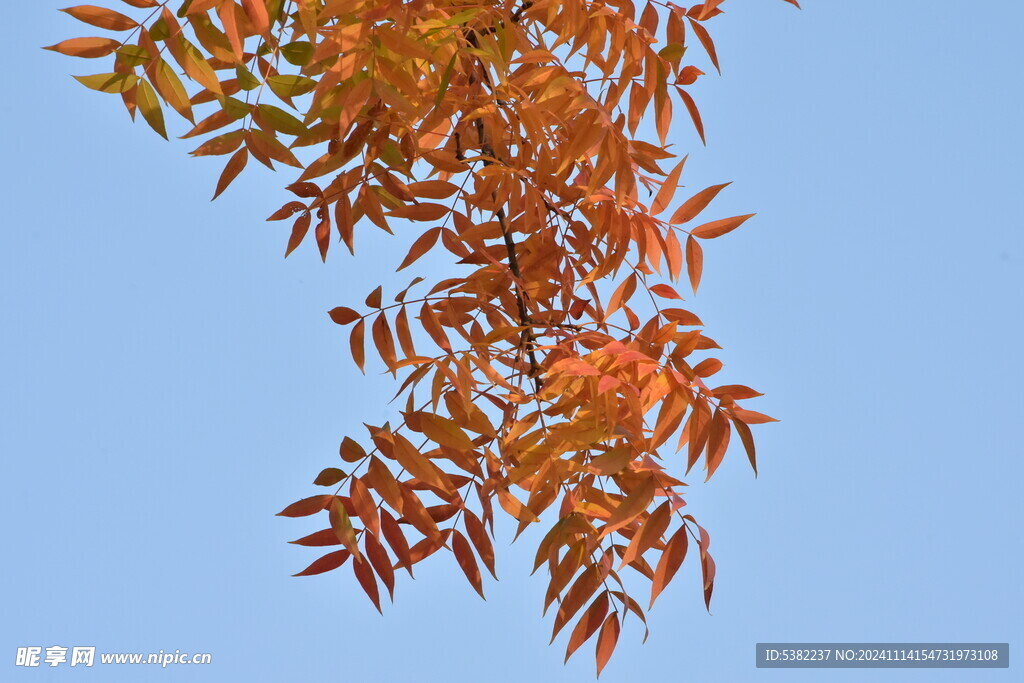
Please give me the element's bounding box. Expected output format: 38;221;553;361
379;509;414;577
649;284;683;300
61;5;138;31
371;313;398;369
693;358;723;378
45;37;120;58
688;17;720;73
564;592;609;662
329;498;362;561
241;0;271;38
216;2;244;60
551;565;602;642
712;384;764;400
661;308;703;327
588;447;633;476
386;203;449;221
690;214;755;239
600;476;655;538
391;434;454;495
420;414;474;452
649;526;688;607
394;307;416;359
686;235;703;293
451;530;485;599
651;155;687;215
366;457;404;513
665;229;683;281
420;302;451;352
676;87;706;144
670;183;730;224
732;417;757;476
595;612;620;676
397;227;441;271
728;407;778;424
349;319;366;372
684;400;712;473
408;180;460;199
349;477;380;538
463;510;497;579
619;501;670;569
365;285;382;308
398;487;441;540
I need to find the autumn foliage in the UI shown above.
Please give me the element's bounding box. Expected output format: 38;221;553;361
52;0;795;673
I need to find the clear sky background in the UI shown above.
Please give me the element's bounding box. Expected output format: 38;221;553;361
2;1;1022;681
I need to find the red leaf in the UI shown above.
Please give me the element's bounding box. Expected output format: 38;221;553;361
352;552;382;613
705;410;731;481
212;147;247;200
293;549;350;576
328;307;360;325
285;211;311;257
277;495;332;517
649;284;683;300
379;509;414;577
650;526;688;607
365;532;396;600
702;550;717;611
289;529;341;547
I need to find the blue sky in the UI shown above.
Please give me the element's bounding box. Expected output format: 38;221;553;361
2;1;1022;681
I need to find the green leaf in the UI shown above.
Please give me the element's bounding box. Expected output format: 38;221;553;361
257;104;308;136
115;45;153;67
220;96;250;120
137;79;167;138
266;74;317;99
280;41;314;66
235;65;261;91
73;73;139;94
152;59;193;122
